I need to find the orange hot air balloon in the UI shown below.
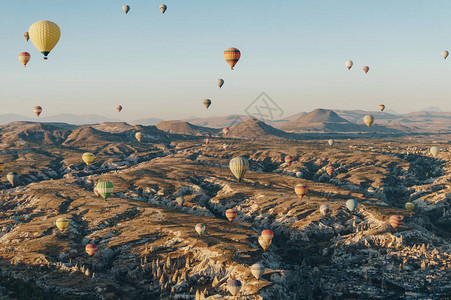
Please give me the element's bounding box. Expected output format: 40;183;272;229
326;166;335;176
258;235;270;251
389;215;403;230
284;156;293;166
117;105;122;112
224;47;241;70
225;208;237;222
85;244;98;256
379;104;385;112
294;184;308;199
33;106;42;117
261;230;274;243
204;137;210;145
19;52;31;67
223;127;230;136
363;66;369;73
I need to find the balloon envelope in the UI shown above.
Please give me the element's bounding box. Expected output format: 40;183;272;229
82;153;95;166
442;50;449;59
33;106;42;117
7;172;19;186
56;217;69;231
258;235;270;251
229;157;249;182
117;105;122;112
96;181;114;200
224;47;241;70
294;184;308;199
328;139;335;147
203;99;211;109
23;32;29;41
227;279;242;296
18;52;31;66
160;5;167;13
284;156;293;166
28;21;61;59
379;104;385;112
320;204;331;216
363;115;375;128
326;166;334;176
123;5;130;13
363;66;369;73
345;60;353;70
204;137;210;145
250;262;265;280
195;223;206;236
223;127;230;136
261;230;274;243
86;244;98;256
346;199;358;212
405;202;414;211
389;215;403;229
225;208;237;222
135;132;143;142
430;146;439;157
217;79;224;88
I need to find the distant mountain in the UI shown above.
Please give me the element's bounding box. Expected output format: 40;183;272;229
91;122;134;133
422;106;443;112
133;117;164;126
0;114;121;125
155;121;219;136
184;115;253;128
229;118;294;139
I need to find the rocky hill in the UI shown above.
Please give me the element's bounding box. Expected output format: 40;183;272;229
156;121;219;136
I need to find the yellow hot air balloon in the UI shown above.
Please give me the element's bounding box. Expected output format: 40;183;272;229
135;132;143;142
224;48;241;70
229;157;249;182
405;202;414;211
82;153;95;166
203;99;211;109
23;32;29;42
363;115;374;128
56;217;69;231
28;21;61;59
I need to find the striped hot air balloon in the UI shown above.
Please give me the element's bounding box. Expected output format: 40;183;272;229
258;235;270;251
389;215;403;230
18;52;31;67
250;262;265;280
261;230;274;243
85;244;98;256
284;156;293;166
405;202;414;211
225;208;237;222
223;127;230;136
33;106;42;117
379;104;385;112
82;153;95;166
203;99;211;109
28;20;61;59
195;223;206;236
96;181;114;200
229;157;249;182
117;105;122;112
227;279;242;296
294;184;308;199
224;47;241;70
326;166;335;177
320;204;331;216
56;217;69;231
7;172;18;186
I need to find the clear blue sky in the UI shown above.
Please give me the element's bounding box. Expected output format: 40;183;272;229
2;0;451;122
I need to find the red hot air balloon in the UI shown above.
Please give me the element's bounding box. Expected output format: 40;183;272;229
19;52;31;67
363;66;369;73
117;105;122;112
261;230;274;243
225;208;237;222
389;215;403;230
204;137;210;145
85;244;98;256
284;156;293;166
223;127;230;136
379;104;385;112
224;47;241;70
326;166;335;177
93;187;100;197
294;184;308;199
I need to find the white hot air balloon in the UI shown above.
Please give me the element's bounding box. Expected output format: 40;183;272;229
441;50;449;60
430;146;439;157
345;60;353;70
250;262;265;280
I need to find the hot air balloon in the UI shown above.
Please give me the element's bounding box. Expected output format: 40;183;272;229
405;202;414;211
227;279;242;296
442;50;449;60
56;217;69;231
96;181;114;200
223;127;230;136
294;184;308;199
175;196;185;206
123;5;130;14
0;163;4;174
363;115;375;128
320;204;331;216
389;215;403;230
204;137;210;145
345;60;353;70
224;47;241;70
28;21;61;60
135;132;143;142
379;104;385;112
261;230;274;243
18;52;31;67
258;235;270;251
195;223;206;236
23;32;29;42
250;262;265;280
326;166;335;177
328;139;335;147
229;157;249;182
223;143;229;150
363;66;369;73
93;187;100;197
33;106;42;117
430;146;439;157
117;105;122;112
225;208;237;222
85;244;98;256
160;5;167;14
285;156;293;166
217;79;224;88
346;199;358;212
82;153;95;166
7;172;18;186
203;99;211;109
